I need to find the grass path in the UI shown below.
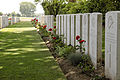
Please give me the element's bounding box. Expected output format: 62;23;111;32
0;22;66;80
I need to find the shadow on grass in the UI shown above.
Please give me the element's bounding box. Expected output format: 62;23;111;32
0;22;66;80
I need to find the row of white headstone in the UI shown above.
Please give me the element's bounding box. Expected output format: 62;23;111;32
55;11;120;80
11;17;20;25
56;13;102;68
0;16;20;29
38;15;54;30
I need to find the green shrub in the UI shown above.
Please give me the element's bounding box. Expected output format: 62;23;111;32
68;53;95;73
68;53;82;66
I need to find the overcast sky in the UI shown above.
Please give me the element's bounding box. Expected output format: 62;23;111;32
0;0;44;14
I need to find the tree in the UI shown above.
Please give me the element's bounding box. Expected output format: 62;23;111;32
20;2;36;17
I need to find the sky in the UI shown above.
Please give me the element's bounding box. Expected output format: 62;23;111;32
0;0;44;14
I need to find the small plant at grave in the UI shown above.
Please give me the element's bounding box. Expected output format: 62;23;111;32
77;54;95;73
68;53;83;66
55;45;75;58
75;35;86;53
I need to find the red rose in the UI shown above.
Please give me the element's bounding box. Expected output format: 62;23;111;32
43;25;47;29
36;19;38;22
35;22;37;24
8;18;11;20
79;40;85;43
48;28;52;31
53;26;56;29
76;35;80;40
52;37;56;40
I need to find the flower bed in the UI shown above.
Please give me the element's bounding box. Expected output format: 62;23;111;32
31;18;109;80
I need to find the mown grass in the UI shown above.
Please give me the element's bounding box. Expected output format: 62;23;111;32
0;22;66;80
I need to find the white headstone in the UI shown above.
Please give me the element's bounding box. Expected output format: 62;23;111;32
67;15;71;45
89;13;102;68
61;15;64;41
56;15;59;34
82;13;90;54
105;11;120;80
51;15;54;28
64;15;67;44
59;15;61;36
76;14;83;46
71;14;76;46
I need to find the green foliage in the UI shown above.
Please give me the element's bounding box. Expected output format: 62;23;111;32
77;54;95;73
20;2;36;17
55;45;75;57
68;53;95;73
68;53;82;66
36;0;120;24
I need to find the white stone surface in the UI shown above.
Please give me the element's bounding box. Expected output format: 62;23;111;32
59;15;61;36
82;13;90;54
105;11;120;80
15;17;20;23
0;16;9;29
67;15;71;45
56;15;59;34
89;13;102;68
71;14;76;46
61;15;64;41
64;15;67;44
76;14;83;46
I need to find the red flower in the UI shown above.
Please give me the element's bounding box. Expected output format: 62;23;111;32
35;22;37;24
52;37;56;40
36;19;38;22
48;28;52;31
31;19;34;21
43;25;47;29
53;26;56;29
8;18;11;20
76;35;80;40
79;40;85;43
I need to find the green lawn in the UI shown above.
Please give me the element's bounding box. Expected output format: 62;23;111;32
0;22;66;80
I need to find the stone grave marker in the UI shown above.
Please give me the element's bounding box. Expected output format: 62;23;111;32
105;11;120;80
89;13;102;68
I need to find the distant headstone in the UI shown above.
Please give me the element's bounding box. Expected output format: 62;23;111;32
89;13;102;68
59;15;61;36
71;14;76;46
67;15;71;45
56;15;59;34
61;15;64;41
105;11;120;80
76;14;82;46
64;15;67;44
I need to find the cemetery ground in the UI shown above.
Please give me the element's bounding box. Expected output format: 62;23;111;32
0;22;66;80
